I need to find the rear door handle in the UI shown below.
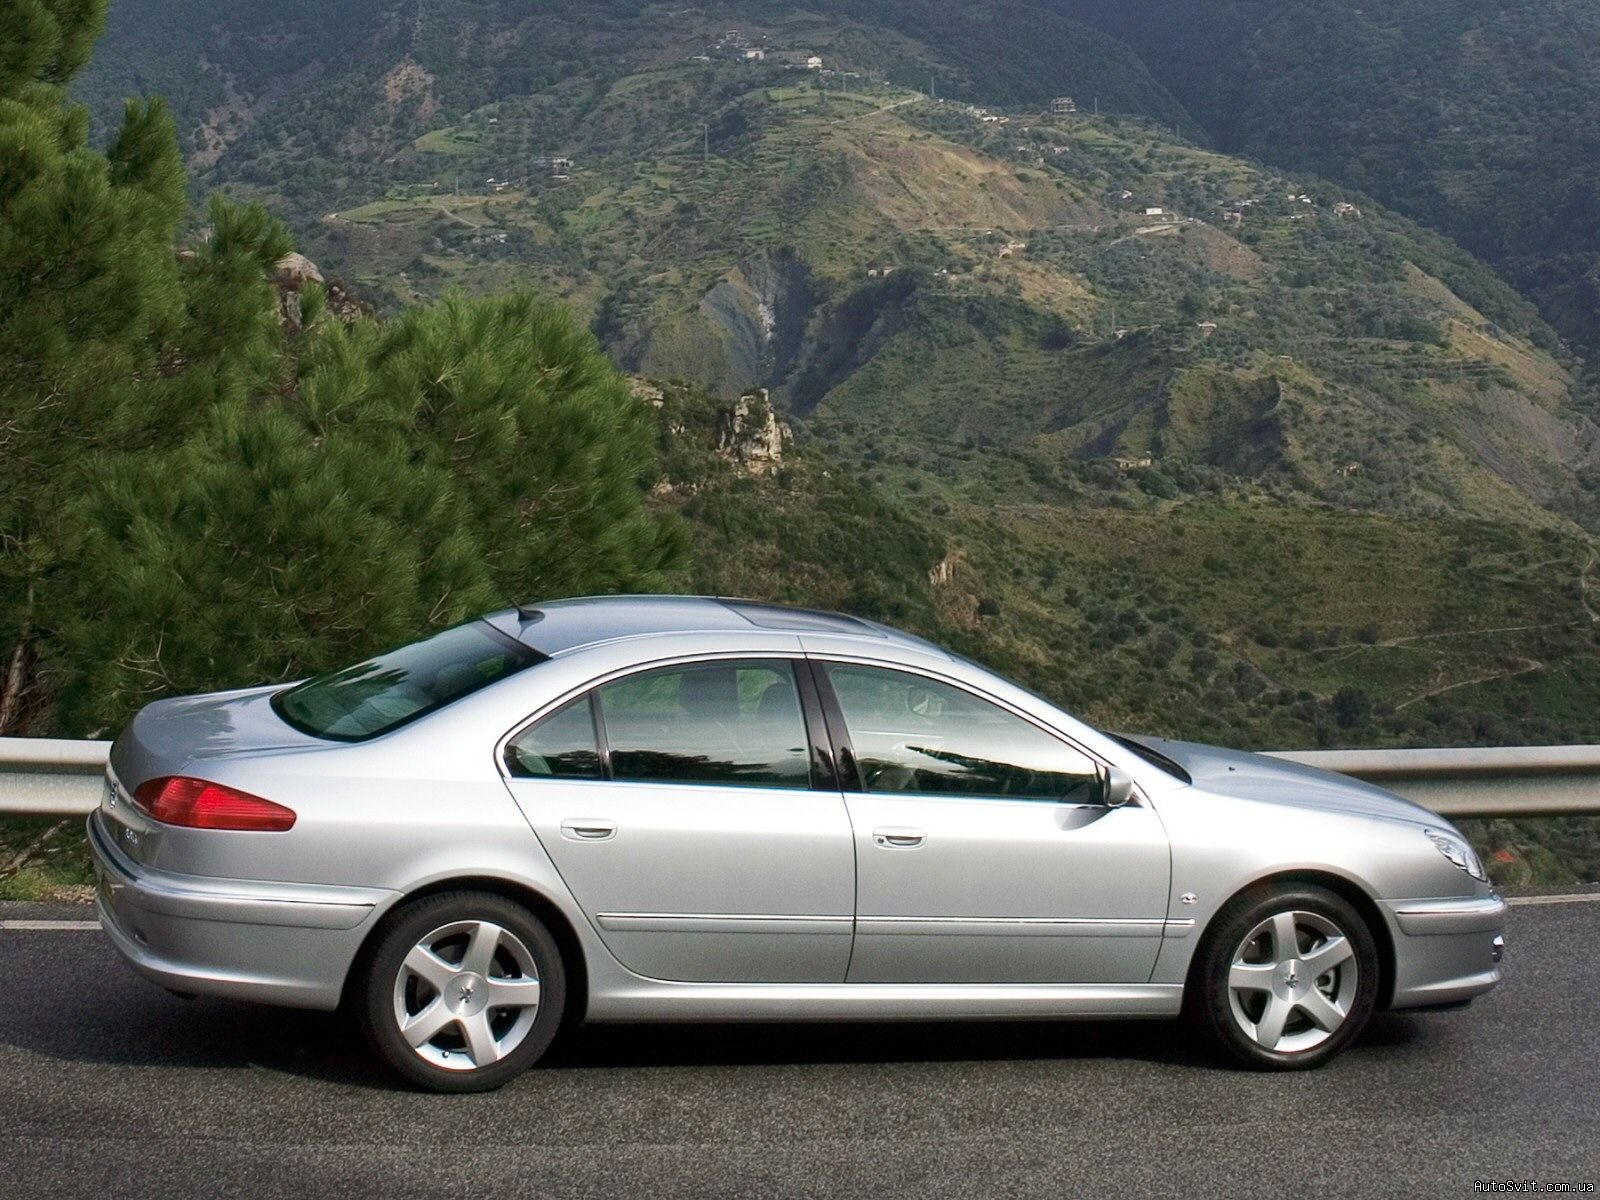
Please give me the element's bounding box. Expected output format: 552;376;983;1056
873;827;925;849
561;819;617;842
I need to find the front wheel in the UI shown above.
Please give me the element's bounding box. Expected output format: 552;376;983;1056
357;891;567;1092
1188;884;1378;1070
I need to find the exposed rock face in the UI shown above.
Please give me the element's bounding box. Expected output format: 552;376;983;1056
630;378;666;407
696;249;812;397
274;252;324;290
716;388;788;474
272;253;367;330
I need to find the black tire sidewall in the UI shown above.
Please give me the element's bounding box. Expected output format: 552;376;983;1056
1189;884;1379;1070
359;891;567;1093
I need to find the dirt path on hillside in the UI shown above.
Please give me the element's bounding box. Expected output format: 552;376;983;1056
1579;544;1600;624
1394;657;1544;710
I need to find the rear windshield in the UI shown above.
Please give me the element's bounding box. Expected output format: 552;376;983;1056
273;621;543;742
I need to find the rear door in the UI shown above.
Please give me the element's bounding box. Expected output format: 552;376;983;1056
501;657;855;983
816;661;1171;985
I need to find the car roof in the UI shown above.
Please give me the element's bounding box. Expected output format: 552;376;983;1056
481;595;949;659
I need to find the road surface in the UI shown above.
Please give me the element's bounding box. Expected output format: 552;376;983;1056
2;899;1596;1198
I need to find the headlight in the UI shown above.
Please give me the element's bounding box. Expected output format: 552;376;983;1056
1425;827;1487;882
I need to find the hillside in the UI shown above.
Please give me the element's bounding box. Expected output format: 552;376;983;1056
73;0;1189;183
1054;0;1600;367
212;61;1596;534
77;0;1600;373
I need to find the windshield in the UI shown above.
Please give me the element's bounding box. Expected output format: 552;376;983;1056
273;621;543;742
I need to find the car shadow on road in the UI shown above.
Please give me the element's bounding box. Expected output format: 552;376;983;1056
547;1007;1429;1073
1;940;1430;1089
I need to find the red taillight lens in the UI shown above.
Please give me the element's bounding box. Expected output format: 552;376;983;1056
132;776;297;832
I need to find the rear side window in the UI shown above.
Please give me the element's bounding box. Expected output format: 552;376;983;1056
508;659;813;789
506;697;604;779
274;621;542;742
598;660;810;789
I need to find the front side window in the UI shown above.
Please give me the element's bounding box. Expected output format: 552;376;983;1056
824;664;1101;803
274;621;542;742
597;659;811;789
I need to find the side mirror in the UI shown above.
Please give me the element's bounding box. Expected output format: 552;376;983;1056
1102;765;1136;808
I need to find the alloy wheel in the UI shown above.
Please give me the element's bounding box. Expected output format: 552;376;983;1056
391;919;543;1071
1226;909;1359;1054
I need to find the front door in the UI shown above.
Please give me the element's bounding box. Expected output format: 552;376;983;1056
502;658;854;983
818;662;1171;984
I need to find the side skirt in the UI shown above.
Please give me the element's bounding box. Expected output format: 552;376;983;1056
584;982;1183;1023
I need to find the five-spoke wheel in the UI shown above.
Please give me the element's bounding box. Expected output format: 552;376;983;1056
358;892;566;1092
1189;884;1378;1069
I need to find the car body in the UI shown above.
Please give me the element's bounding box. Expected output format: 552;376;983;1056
89;596;1506;1089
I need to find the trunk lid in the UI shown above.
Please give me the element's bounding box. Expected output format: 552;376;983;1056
101;684;321;868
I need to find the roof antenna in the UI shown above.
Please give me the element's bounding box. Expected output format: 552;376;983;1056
515;602;544;623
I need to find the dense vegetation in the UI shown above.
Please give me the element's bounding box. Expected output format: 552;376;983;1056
1;0;683;744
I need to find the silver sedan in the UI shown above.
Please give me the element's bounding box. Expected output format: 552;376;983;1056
89;597;1506;1091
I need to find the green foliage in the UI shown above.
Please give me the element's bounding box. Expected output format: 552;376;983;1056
4;5;685;736
1;0;187;727
57;293;686;732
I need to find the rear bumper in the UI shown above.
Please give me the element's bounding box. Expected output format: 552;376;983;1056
88;811;396;1010
1381;894;1507;1009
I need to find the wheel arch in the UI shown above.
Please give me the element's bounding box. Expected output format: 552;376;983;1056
341;875;591;1027
1189;869;1396;1010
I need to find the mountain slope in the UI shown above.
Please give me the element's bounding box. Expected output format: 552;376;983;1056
262;61;1597;531
1053;0;1600;365
73;0;1191;186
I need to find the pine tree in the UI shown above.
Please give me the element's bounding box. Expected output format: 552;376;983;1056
55;291;687;733
0;0;184;731
4;3;686;735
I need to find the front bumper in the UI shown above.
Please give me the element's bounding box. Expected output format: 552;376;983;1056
1381;893;1507;1009
88;811;396;1010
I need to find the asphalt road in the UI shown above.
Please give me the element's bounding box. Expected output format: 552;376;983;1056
2;900;1597;1199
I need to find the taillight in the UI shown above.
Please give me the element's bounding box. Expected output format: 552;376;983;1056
132;776;297;832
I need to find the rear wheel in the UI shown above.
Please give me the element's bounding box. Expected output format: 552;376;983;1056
357;891;566;1092
1188;883;1377;1070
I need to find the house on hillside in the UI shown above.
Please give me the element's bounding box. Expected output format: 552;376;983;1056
1051;95;1077;115
1144;206;1166;217
806;54;823;70
533;155;573;179
743;47;765;61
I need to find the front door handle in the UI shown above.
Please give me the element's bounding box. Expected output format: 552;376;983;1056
873;827;925;849
561;819;617;842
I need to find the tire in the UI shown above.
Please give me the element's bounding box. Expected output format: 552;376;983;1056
357;891;567;1093
1187;883;1378;1070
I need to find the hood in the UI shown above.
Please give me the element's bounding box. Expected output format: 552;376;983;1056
109;683;322;790
1123;735;1443;828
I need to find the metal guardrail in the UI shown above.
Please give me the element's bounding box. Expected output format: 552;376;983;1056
1270;746;1600;818
0;738;112;816
0;737;1597;819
